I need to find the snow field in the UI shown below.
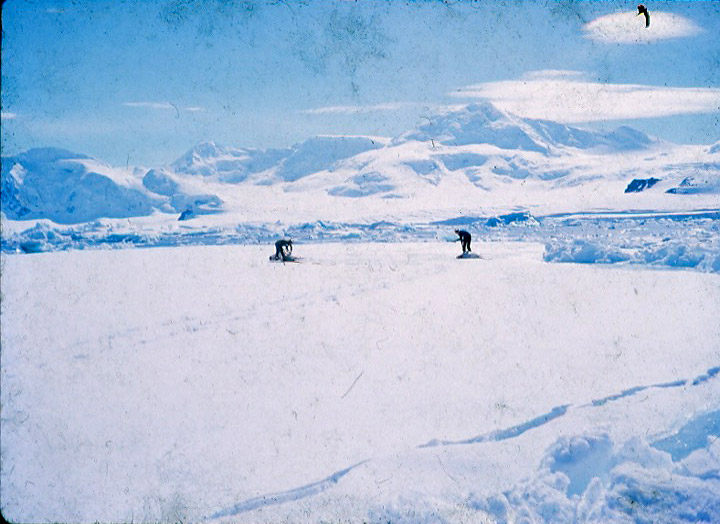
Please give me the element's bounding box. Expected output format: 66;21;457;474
1;242;719;522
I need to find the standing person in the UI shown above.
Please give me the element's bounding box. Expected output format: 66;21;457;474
454;229;471;254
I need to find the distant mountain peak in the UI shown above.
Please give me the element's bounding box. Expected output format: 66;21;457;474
171;135;389;183
178;140;245;163
189;140;224;157
395;100;550;153
170;141;257;179
463;101;509;120
394;101;655;154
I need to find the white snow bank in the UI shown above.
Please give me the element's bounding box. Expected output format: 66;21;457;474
219;370;720;523
544;237;720;272
361;424;720;524
542;213;720;273
472;416;720;524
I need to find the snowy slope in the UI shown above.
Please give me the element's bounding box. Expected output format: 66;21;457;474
393;102;655;153
1;242;718;522
171;136;389;184
0;148;225;224
142;168;223;216
272;135;390;183
1;148;159;224
171;141;291;182
166;102;715;214
309;102;715;205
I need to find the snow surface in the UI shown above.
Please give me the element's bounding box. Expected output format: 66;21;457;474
1;100;719;522
1;242;719;523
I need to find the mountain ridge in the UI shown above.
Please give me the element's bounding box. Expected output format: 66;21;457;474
2;101;717;224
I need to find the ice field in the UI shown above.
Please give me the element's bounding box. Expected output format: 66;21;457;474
4;0;720;520
2;93;719;524
2;241;719;523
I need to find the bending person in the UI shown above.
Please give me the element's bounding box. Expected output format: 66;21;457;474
454;229;471;254
273;239;293;261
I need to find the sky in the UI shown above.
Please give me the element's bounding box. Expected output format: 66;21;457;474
1;0;719;167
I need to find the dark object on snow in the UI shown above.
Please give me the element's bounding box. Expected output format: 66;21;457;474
271;239;293;261
178;208;195;221
625;178;660;193
454;229;472;254
637;4;650;27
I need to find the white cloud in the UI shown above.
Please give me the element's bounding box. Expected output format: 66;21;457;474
123;102;176;110
522;70;589;81
1;112;18;120
301;102;419;115
452;71;720;123
123;102;204;115
583;11;703;44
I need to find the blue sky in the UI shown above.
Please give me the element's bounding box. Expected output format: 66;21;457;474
2;0;719;166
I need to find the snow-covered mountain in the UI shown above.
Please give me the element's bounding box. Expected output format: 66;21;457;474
167;102;715;202
1;148;223;224
393;102;654;153
170;141;290;183
171;135;389;184
141;168;223;218
0;148;159;224
297;102;714;200
2;102;718;225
